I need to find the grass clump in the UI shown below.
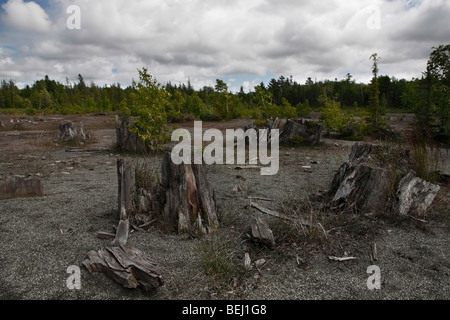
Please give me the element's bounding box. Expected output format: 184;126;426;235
196;234;250;295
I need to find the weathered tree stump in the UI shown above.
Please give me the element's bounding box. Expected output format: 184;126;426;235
159;152;219;236
0;175;44;200
57;121;86;142
323;143;440;216
279;119;323;146
115;115;148;153
115;154;219;236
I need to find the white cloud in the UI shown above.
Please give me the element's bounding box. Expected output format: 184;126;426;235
1;0;51;33
0;0;449;89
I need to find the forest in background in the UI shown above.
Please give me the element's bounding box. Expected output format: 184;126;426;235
1;44;448;142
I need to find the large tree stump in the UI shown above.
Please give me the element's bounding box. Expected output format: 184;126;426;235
323;143;440;216
279;119;323;146
160;152;219;236
0;175;44;200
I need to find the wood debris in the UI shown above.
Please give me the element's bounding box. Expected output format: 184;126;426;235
328;256;357;262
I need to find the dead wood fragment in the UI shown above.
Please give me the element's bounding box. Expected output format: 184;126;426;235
246;216;275;248
235;165;263;170
82;244;163;291
112;219;129;246
249;201;319;232
328;256;357;262
96;231;116;240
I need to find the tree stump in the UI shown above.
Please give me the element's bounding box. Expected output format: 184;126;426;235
323;143;440;216
57;121;86;142
279;119;323;146
160;152;219;236
115;115;148;153
115;154;219;236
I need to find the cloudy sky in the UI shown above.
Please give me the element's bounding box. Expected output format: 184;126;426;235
0;0;449;92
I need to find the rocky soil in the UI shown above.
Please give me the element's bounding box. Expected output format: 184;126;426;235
0;114;449;300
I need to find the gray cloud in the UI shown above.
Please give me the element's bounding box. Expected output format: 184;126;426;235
0;0;449;90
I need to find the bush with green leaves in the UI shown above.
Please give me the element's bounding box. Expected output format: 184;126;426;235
129;68;170;151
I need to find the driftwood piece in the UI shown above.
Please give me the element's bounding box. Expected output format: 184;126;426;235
112;219;129;246
82;244;164;291
246;216;275;248
249;201;320;232
0;175;44;200
96;231;116;240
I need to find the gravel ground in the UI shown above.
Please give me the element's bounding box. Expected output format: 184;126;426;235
0;115;449;300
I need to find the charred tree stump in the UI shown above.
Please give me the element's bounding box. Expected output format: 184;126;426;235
160;152;219;236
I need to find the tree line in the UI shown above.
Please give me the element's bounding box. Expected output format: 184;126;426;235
1;44;448;140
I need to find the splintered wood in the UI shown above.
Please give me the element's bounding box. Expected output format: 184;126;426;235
82;244;164;291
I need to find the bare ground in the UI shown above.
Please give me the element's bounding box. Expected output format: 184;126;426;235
0;114;449;300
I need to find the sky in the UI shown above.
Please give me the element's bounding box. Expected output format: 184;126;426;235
0;0;449;92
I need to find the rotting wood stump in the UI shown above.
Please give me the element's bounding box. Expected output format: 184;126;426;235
321;142;440;216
